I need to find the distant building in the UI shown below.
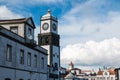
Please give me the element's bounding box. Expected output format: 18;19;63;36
65;62;87;80
63;62;116;80
68;61;74;70
97;68;115;80
0;17;48;80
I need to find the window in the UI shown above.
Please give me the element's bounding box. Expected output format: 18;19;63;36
34;55;37;67
6;45;12;61
53;54;55;57
54;63;58;70
41;57;44;68
27;53;31;66
41;36;49;45
105;72;108;75
10;26;18;34
20;50;24;64
28;28;32;35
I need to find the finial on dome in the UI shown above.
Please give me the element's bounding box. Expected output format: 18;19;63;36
48;9;51;14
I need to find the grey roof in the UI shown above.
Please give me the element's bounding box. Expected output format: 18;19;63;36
0;17;36;28
65;72;75;79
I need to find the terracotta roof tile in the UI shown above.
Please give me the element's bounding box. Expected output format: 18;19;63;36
109;69;115;75
97;71;103;75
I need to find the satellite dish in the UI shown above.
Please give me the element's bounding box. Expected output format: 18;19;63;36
27;34;33;40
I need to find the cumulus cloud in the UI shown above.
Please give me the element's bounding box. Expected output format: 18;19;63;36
0;6;23;19
61;38;120;67
59;0;120;46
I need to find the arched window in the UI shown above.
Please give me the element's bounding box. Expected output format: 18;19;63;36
5;78;11;80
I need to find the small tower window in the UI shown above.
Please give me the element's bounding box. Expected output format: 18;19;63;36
41;36;49;45
54;63;58;70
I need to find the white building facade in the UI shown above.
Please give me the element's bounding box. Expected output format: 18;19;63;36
0;17;48;80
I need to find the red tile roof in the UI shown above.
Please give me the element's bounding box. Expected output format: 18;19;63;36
97;71;104;75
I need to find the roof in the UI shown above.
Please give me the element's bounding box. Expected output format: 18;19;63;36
72;68;81;70
65;72;75;79
60;74;67;78
81;70;92;73
42;10;52;17
0;17;35;28
97;71;104;75
41;10;57;21
97;69;115;75
109;68;115;75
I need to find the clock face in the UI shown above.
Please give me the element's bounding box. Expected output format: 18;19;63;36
42;23;49;30
52;23;57;31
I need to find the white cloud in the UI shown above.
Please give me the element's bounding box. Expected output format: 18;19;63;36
61;38;120;67
0;6;23;19
59;0;120;46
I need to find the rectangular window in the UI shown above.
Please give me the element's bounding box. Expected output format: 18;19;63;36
28;28;32;35
6;45;12;61
27;52;31;66
20;50;24;64
10;26;18;34
41;57;44;68
34;55;37;67
54;63;58;70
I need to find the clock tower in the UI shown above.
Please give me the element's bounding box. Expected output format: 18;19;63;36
38;10;60;80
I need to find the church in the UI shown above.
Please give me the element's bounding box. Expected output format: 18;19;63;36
0;10;60;80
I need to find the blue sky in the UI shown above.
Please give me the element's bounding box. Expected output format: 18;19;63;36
1;0;120;70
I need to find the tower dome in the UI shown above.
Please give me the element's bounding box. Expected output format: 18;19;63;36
41;9;57;21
